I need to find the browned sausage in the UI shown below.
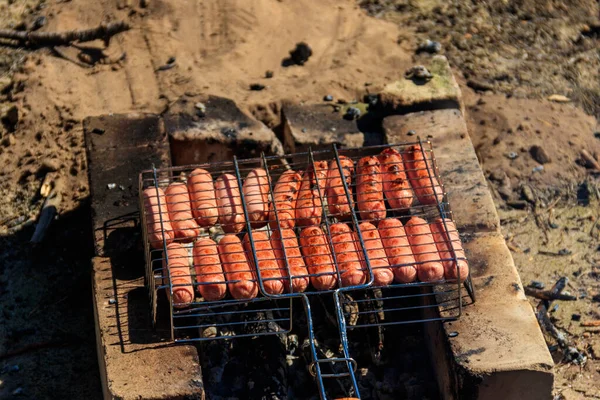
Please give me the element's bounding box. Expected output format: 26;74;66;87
143;186;174;249
378;218;417;283
329;223;366;287
299;226;337;290
430;218;469;281
405;217;444;282
326;156;354;219
270;228;310;293
355;222;394;286
165;182;200;242
193;238;227;301
404;144;444;205
378;148;413;210
242;168;270;229
356;156;386;221
215;174;246;233
187;168;218;228
243;231;285;295
218;235;258;299
163;242;194;308
269;169;302;230
296;161;328;227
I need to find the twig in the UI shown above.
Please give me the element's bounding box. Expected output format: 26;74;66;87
581;321;600;327
0;21;130;47
30;189;62;244
534;277;586;365
525;287;576;301
580;150;600;171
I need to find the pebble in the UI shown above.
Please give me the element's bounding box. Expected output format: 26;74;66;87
405;65;433;81
558;248;572;256
532;165;544;173
506;152;518;159
323;95;333;102
108;298;116;305
249;83;266;91
2;134;16;147
417;39;442;54
264;70;274;79
571;314;581;321
40;158;60;172
107;183;117;190
344;107;361;120
529;280;545;289
30;15;47;31
194;102;206;113
140;0;149;7
289;42;312;66
1;104;19;128
0;76;12;93
448;331;459;338
547;94;570;103
407;130;416;136
530;145;551;164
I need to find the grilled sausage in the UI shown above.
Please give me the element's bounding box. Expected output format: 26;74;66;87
143;186;174;249
329;223;365;287
165;182;200;242
218;235;258;299
271;228;310;293
269;169;302;230
355;222;394;286
378;218;417;283
242;168;270;229
243;231;285;295
326;156;354;219
378;148;413;210
356;156;386;221
187;168;218;228
193;238;227;301
430;218;469;281
163;243;194;308
299;226;337;290
404;144;443;205
405;217;444;282
296;161;328;227
215;174;246;233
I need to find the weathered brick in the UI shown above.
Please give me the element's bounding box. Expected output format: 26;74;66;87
379;56;463;114
383;109;500;233
93;257;204;400
281;102;366;154
164;94;283;165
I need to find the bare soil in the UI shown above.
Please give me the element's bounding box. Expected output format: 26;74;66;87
0;0;599;399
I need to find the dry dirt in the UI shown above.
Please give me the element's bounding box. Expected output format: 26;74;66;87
0;0;599;399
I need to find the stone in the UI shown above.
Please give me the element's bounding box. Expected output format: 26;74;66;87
383;109;500;233
1;104;18;130
164;95;283;165
530;145;551;164
282;102;366;155
92;257;204;400
379;56;463;114
0;76;12;93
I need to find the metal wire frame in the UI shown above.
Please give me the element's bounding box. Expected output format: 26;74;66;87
138;138;475;400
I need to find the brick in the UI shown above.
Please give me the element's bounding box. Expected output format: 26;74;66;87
379;56;463;114
281;102;366;155
383;109;500;233
425;233;553;400
92;257;204;400
84;114;170;256
164;94;283;165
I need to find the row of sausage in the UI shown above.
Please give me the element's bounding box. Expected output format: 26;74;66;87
143;145;443;248
165;216;468;307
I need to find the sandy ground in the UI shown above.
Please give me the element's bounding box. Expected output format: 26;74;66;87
0;0;599;398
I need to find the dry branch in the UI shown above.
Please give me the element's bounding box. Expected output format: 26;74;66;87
0;21;130;47
525;286;577;301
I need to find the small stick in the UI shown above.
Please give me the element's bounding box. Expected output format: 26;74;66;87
0;21;130;47
580;150;600;170
30;189;62;244
581;321;600;327
524;287;577;301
